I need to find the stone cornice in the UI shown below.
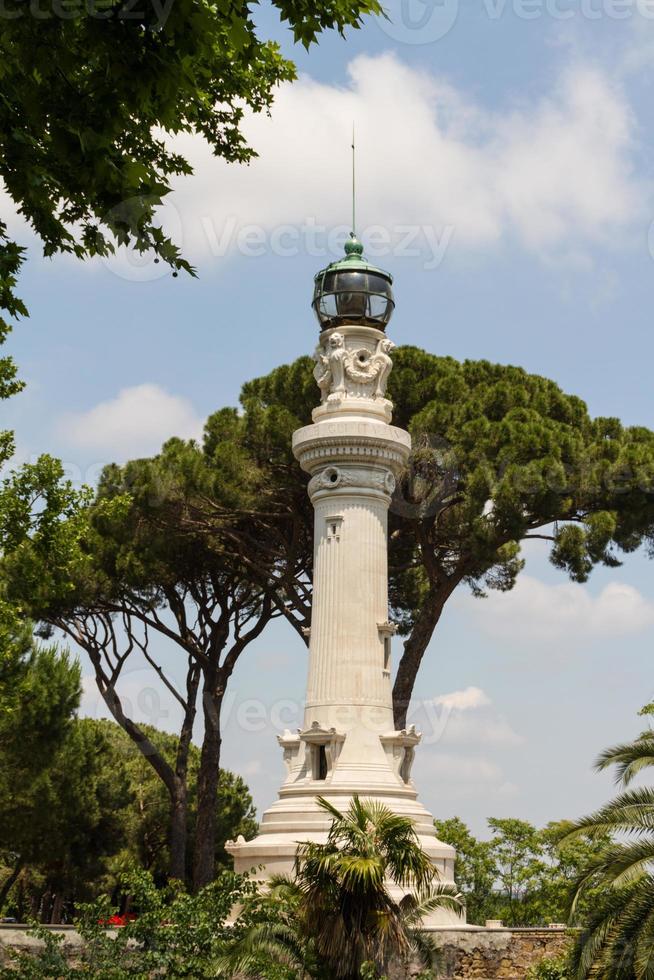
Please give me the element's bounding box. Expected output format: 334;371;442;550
293;419;411;476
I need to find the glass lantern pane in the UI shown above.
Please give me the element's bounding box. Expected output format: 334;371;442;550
368;294;387;318
321;271;338;293
313;263;394;329
319;294;338;317
336;291;367;318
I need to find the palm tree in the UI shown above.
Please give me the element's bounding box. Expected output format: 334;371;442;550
217;875;330;979
564;711;654;980
220;795;462;979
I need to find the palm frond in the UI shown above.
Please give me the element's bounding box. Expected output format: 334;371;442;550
403;884;465;924
216;919;309;978
634;902;654;980
562;786;654;841
596;735;654;786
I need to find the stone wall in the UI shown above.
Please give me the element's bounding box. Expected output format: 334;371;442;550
0;924;82;967
391;927;572;980
1;924;571;977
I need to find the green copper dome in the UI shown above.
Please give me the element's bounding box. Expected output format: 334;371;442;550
312;234;394;332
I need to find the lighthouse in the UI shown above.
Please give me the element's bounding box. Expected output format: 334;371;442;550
227;236;460;924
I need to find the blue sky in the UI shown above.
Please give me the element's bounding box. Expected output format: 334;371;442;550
3;1;654;837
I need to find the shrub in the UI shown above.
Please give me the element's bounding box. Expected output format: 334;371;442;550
0;868;255;979
526;954;572;979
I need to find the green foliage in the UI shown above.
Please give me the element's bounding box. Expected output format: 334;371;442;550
526;955;573;979
360;965;389;980
0;441;272;887
217;876;332;979
0;0;381;327
94;719;257;880
486;817;548;927
0;455;90;585
435;816;608;928
0;608;38;725
0;867;255;978
229;349;654;722
0;226;26;468
1;705;132;918
0;408;312;887
0;714;257;919
0;635;82;842
564;709;654;979
434;817;496;924
388;348;654;608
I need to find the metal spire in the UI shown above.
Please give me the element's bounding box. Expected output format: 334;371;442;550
351;123;356;237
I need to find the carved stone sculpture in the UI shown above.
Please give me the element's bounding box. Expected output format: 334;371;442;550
313;333;396;403
313;332;346;401
371;338;395;399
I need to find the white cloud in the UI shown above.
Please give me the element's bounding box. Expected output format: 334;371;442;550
413;688;522;803
414;686;523;748
1;54;644;276
415;750;520;801
162;54;645;266
444;713;524;748
434;686;491;711
464;575;654;645
242;759;263;777
422;753;504;783
58;383;203;460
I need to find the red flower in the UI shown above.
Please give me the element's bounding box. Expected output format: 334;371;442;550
98;913;138;927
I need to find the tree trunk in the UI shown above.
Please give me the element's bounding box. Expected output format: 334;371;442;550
192;685;223;891
39;887;53;924
169;662;201;882
95;662;193;885
0;855;24;909
60;621;201;888
169;780;188;882
392;587;452;729
50;893;64;924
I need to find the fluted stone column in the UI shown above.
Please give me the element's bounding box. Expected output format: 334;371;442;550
227;321;461;925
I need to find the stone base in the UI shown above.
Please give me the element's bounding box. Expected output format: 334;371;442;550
227;778;463;927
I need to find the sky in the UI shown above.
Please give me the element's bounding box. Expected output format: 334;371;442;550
3;0;654;838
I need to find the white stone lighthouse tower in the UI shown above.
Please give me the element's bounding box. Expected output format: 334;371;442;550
228;236;459;923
